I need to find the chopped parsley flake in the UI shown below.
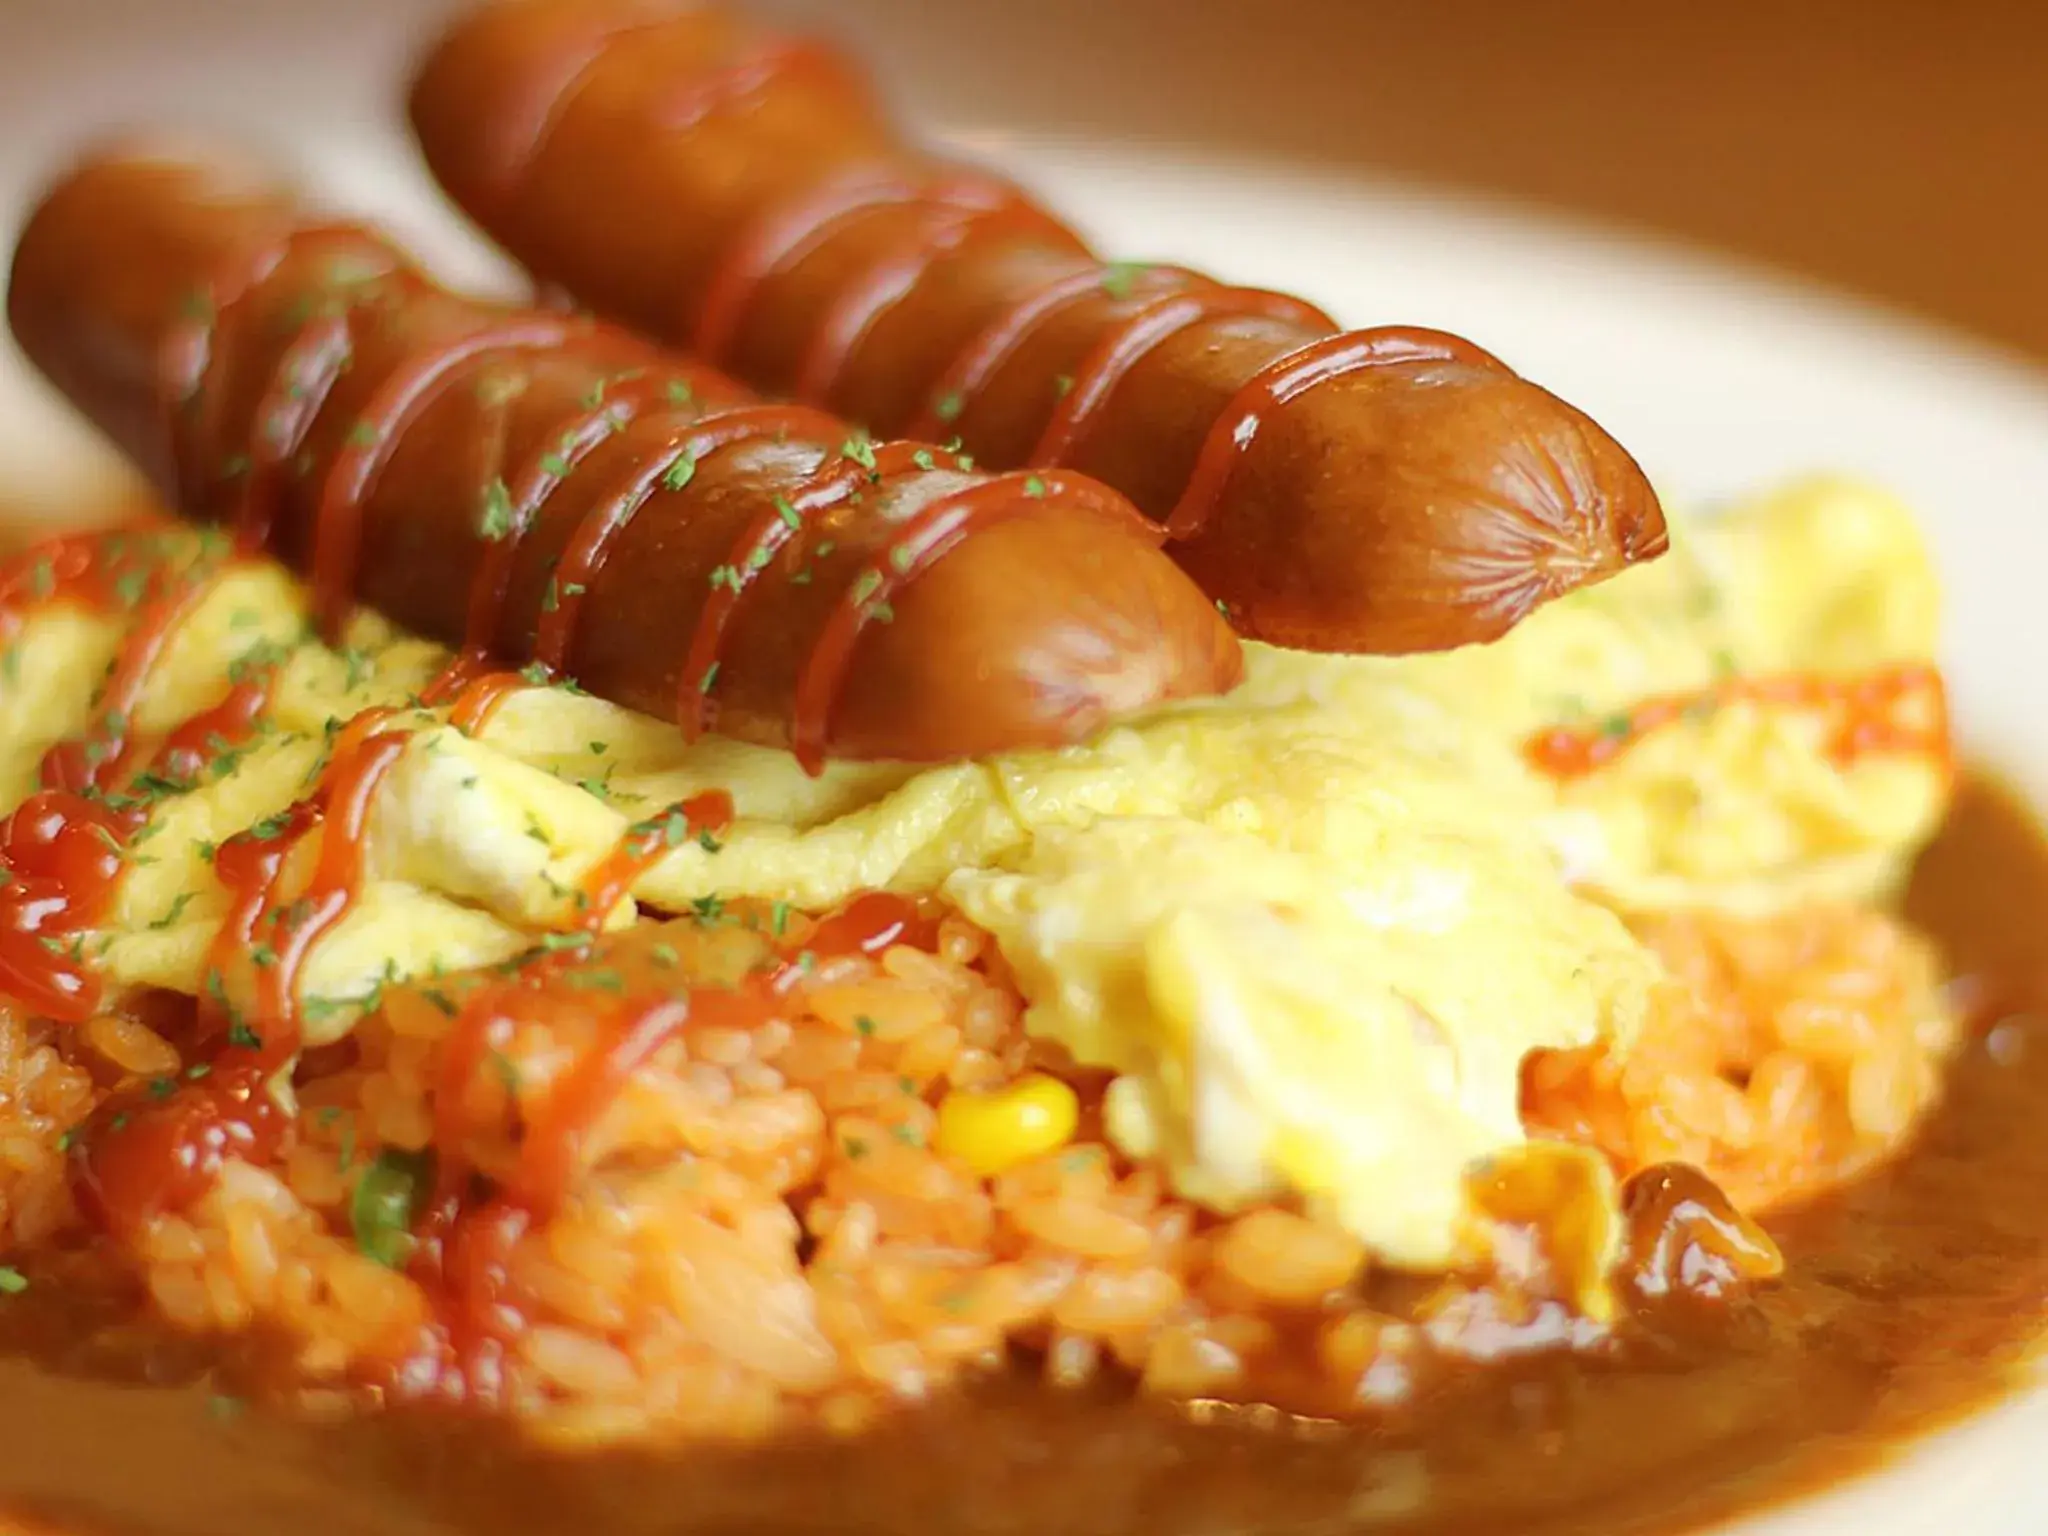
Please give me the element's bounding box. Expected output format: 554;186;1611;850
0;1267;27;1295
840;433;878;473
350;1148;431;1269
1099;261;1143;299
932;391;964;424
478;479;514;541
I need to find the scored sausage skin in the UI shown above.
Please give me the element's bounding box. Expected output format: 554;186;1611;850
7;148;1242;770
409;0;1670;654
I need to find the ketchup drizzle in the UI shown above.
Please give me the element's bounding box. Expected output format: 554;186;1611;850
788;469;1138;773
532;403;841;675
803;890;936;961
0;790;132;1023
901;266;1118;441
645;35;849;134
677;433;939;741
205;713;408;1066
791;200;1082;406
1162;328;1487;543
1524;664;1953;781
158;223;391;519
236;311;357;555
454;365;730;666
308;317;574;639
35;572;220;795
693;168;1033;365
1026;284;1336;469
0;532;257;1023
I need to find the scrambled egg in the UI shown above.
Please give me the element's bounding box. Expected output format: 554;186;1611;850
1389;476;1949;913
0;477;1949;1273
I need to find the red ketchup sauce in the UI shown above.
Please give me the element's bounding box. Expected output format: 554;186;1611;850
0;531;267;1023
803;889;937;961
68;1061;292;1241
69;707;410;1234
1523;664;1952;781
786;468;1141;773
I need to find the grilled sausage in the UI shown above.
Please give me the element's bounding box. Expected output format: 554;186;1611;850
7;146;1242;772
408;0;1669;654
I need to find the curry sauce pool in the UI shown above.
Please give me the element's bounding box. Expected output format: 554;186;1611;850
0;774;2039;1536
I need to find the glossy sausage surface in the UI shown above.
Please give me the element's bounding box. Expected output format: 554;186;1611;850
7;148;1242;770
409;0;1670;654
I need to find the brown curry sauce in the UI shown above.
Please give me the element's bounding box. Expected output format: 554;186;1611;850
0;773;2044;1536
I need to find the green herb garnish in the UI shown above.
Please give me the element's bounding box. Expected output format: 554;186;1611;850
350;1147;432;1269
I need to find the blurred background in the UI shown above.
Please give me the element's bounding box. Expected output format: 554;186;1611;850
0;0;2042;527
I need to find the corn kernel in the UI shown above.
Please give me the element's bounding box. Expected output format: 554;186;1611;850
934;1072;1080;1177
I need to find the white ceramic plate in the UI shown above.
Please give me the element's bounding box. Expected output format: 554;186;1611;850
3;7;2047;1534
